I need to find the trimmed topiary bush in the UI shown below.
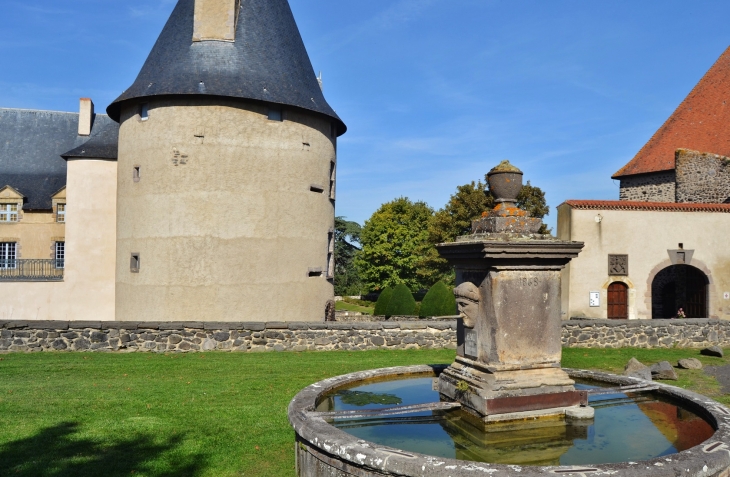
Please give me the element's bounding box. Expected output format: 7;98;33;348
385;284;417;317
373;287;393;316
419;281;457;318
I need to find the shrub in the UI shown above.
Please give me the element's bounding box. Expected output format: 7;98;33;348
342;297;373;307
373;287;393;316
419;281;457;317
385;284;417;317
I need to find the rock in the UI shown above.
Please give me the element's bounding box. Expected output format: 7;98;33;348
213;332;230;342
624;357;652;381
90;331;107;343
701;346;724;358
52;339;67;350
650;361;678;380
370;336;385;346
168;334;183;344
678;358;703;370
201;338;217;351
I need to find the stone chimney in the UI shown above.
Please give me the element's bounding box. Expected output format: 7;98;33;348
78;98;94;136
193;0;237;42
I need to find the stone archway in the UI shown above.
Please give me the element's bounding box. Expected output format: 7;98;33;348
651;265;709;318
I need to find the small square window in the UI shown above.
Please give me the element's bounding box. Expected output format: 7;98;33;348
140;103;149;121
0;203;19;222
130;253;140;273
56;204;66;223
267;107;282;121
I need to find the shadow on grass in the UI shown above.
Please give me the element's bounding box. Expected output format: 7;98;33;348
0;422;208;477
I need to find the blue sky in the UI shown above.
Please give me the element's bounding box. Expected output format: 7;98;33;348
1;1;729;231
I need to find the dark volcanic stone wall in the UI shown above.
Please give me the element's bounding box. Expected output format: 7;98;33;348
675;149;730;203
0;319;729;352
619;171;676;202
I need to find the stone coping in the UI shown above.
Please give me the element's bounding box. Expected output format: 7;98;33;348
0;320;458;331
0;318;723;331
289;365;730;477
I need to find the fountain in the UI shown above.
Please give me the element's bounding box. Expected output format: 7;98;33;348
289;162;730;476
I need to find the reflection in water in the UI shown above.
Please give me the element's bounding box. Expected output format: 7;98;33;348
324;377;715;466
336;390;402;407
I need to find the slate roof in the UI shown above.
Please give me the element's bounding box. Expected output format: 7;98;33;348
0;108;115;210
61;121;119;160
614;46;730;178
563;200;730;213
107;0;346;135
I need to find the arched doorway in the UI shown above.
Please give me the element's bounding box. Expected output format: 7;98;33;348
607;282;628;319
651;265;708;318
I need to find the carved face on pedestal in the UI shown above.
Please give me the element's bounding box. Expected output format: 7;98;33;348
453;282;480;328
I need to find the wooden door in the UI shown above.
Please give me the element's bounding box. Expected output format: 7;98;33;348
685;267;708;318
607;282;628;319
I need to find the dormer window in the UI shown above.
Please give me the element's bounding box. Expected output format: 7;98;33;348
140;103;149;121
0;203;18;222
56;204;66;223
268;107;282;121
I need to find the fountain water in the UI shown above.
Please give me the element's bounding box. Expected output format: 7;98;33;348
289;162;730;476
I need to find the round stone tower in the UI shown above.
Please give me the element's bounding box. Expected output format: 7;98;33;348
107;0;346;322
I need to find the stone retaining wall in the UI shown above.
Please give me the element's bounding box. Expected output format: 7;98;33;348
0;319;728;353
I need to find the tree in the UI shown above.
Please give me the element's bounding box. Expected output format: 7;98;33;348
355;197;434;292
333;216;363;296
419;281;457;317
417;177;551;285
385;284;417;317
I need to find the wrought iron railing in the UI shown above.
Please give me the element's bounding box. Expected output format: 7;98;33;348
0;259;64;281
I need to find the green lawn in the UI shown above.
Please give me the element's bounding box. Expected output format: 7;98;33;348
334;300;374;314
0;347;728;477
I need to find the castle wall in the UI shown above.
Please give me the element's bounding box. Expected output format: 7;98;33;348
618;171;676;202
558;205;730;320
115;98;336;322
675;149;730;203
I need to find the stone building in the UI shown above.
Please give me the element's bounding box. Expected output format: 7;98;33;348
0;0;345;322
560;46;730;320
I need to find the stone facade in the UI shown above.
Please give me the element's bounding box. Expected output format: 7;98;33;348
1;319;729;353
675;149;730;203
618;170;676;202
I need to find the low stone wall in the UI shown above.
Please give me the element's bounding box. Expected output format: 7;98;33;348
0;320;457;353
0;319;728;353
562;318;730;348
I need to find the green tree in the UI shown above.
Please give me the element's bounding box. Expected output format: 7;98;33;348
373;286;393;316
417;177;551;285
385;284;417;317
419;281;457;317
333;216;363;296
355;197;434;292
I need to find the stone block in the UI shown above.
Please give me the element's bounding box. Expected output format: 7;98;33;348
6;321;28;329
265;322;288;329
327;323;353;330
203;322;230;330
213;331;230;342
287;323;309;330
201;338;217;351
34;321;69;330
90;331;108;343
399;322;427;330
650;361;678;380
71;321;102;329
158;322;184;330
241;322;266;331
678;358;702;369
182;322;205;329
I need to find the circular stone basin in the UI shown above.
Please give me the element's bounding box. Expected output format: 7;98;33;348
289;365;730;476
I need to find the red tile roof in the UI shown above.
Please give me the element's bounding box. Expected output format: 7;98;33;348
613;46;730;178
563;200;730;213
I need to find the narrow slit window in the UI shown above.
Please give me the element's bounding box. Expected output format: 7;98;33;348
140;103;149;121
326;231;335;279
56;204;65;223
133;166;141;182
329;161;336;200
310;184;325;193
130;253;140;273
267;107;282;121
55;241;65;269
308;268;323;277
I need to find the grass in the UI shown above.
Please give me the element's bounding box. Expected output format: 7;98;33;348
334;300;374;315
0;347;728;476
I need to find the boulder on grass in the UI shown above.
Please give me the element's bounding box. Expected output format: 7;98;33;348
650;361;678;380
677;358;703;370
701;346;724;358
624;357;652;381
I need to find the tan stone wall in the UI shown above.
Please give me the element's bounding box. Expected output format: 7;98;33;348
115;98;337;322
0;211;63;259
63;159;117;321
559;204;730;320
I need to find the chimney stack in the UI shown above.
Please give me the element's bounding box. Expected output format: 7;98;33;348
78;98;94;136
193;0;237;42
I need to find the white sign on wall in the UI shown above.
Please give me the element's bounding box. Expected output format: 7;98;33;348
589;292;600;307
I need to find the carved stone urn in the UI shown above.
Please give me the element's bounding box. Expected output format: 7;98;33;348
486;160;523;204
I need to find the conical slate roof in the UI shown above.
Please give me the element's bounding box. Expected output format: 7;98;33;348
613;46;730;178
107;0;345;135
